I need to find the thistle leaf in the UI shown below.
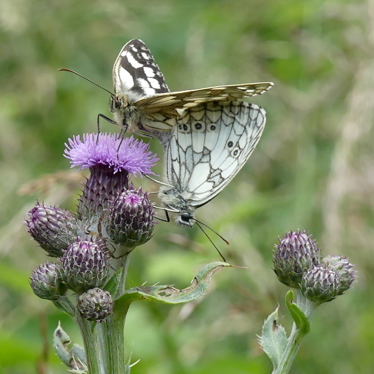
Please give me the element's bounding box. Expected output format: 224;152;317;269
115;261;232;308
258;307;288;369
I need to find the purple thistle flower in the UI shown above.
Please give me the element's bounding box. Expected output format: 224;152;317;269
64;133;159;176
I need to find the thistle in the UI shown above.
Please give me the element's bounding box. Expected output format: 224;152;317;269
260;230;356;374
78;288;114;322
26;132;227;374
273;230;321;288
59;239;110;293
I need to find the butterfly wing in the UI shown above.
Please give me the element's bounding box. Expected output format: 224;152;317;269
163;101;266;209
111;39;177;132
112;39;170;101
136;82;273;119
112;39;272;134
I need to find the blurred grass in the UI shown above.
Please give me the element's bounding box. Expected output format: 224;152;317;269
1;0;373;373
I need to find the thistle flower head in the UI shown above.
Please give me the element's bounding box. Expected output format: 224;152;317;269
26;202;80;257
64;133;159;218
78;288;113;322
30;262;67;300
273;230;321;288
106;187;156;252
59;239;110;293
64;133;158;176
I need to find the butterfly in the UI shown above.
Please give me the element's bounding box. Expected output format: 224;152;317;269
110;39;273;136
158;100;267;227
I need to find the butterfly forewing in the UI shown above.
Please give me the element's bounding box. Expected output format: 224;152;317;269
137;82;273;119
111;39;272;134
160;102;267;220
112;39;169;100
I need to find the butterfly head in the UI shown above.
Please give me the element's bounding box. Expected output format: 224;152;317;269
109;94;127;113
176;211;196;228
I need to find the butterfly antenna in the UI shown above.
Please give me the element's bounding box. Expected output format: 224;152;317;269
58;68;114;96
195;221;227;262
195;218;230;245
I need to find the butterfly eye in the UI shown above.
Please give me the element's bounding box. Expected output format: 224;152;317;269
109;96;123;112
180;212;194;226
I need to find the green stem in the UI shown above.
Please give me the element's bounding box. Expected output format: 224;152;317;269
116;252;131;299
98;302;129;373
96;251;131;373
273;290;318;374
52;296;76;317
75;311;103;374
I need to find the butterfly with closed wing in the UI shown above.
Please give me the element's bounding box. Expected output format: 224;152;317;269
62;39;272;246
110;39;271;230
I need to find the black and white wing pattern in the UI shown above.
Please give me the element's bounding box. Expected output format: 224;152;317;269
111;39;174;132
111;39;273;134
158;101;266;227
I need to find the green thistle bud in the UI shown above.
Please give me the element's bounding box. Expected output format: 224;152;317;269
301;265;341;303
106;187;156;251
78;288;113;322
59;239;109;293
30;263;67;300
273;230;321;288
323;255;356;295
26;202;79;257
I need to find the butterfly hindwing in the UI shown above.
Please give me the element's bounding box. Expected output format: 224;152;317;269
160;101;266;226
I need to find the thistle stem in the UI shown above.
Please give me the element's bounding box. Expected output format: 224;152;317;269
116;252;131;298
75;311;103;374
273;290;318;374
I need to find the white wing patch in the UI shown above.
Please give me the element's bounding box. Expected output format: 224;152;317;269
159;101;267;226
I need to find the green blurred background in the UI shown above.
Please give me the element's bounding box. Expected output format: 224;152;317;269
1;0;373;373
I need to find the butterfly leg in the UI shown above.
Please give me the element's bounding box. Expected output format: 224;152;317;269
153;206;171;222
96;113;118;143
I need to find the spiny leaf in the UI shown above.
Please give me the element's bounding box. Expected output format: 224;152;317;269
115;261;232;309
258;307;288;370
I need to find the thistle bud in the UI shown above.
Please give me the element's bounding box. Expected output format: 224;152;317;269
301;265;340;303
273;230;321;288
30;262;67;300
323;255;356;295
59;239;109;293
26;202;79;257
106;188;156;251
78;288;113;322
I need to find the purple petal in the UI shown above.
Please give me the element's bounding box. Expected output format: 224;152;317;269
64;133;159;176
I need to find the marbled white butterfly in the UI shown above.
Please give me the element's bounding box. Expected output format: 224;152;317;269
158;101;267;228
110;39;272;135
